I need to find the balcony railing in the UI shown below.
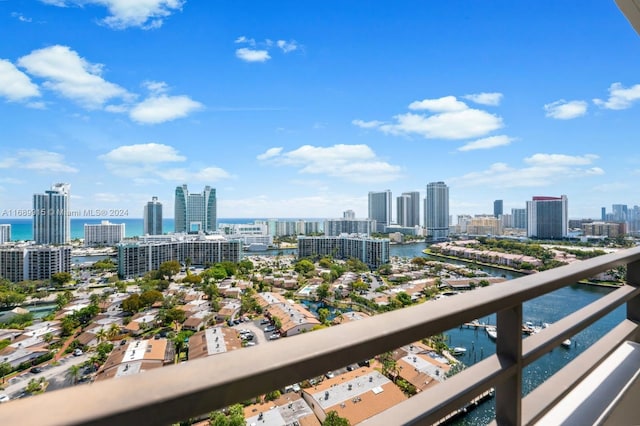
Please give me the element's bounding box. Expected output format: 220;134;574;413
1;246;640;425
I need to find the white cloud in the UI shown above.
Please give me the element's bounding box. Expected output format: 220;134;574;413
463;92;503;106
408;96;468;112
235;48;271;63
0;59;41;102
257;147;283;160
259;144;402;183
359;95;504;140
129;94;202;124
277;40;298;53
0;149;77;173
458;135;514;151
17;45;129;109
352;119;385;129
234;36;256;46
379;109;503;140
593;82;640;110
544;99;588;119
100;143;186;164
451;153;602;189
142;80;169;95
41;0;185;30
11;12;33;22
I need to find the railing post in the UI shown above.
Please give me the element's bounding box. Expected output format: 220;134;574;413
627;259;640;342
495;304;523;426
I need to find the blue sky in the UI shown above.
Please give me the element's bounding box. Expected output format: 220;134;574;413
1;1;639;221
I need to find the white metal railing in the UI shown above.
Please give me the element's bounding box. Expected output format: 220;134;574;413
0;246;639;426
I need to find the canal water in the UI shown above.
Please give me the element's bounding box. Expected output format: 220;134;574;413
390;242;624;425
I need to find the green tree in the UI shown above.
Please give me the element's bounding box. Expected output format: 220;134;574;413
51;272;72;287
323;411;351;426
317;308;330;325
122;294;142;313
158;260;181;280
66;364;81;385
316;283;330;301
140;289;164;307
264;389;281;401
294;259;315;275
0;361;12;383
95;328;108;343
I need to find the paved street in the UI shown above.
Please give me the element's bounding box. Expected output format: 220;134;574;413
2;353;89;400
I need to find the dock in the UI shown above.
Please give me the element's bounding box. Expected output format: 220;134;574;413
434;388;495;425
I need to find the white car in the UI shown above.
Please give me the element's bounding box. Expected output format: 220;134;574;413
0;394;9;403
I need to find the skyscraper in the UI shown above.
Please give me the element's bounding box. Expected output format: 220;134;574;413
368;190;392;233
512;208;527;229
397;191;420;227
526;195;568;239
33;183;70;245
174;185;216;233
144;196;163;235
494;200;503;218
0;224;10;243
424;181;449;241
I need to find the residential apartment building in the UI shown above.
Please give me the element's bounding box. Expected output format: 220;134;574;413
0;224;10;243
397;191;420;227
0;243;71;282
368;190;392;233
33;183;71;245
117;235;242;278
297;235;390;269
582;221;627;238
143;196;163;235
324;218;376;236
424;181;449;241
84;220;125;246
526;195;568;239
466;215;503;236
174;185;216;233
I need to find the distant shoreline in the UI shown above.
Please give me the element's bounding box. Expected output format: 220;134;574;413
422;249;621;288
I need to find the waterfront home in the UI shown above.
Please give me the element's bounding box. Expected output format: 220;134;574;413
395;341;452;392
257;292;320;336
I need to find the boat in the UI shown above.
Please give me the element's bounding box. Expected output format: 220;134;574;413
451;347;467;356
486;326;497;340
561;339;572;348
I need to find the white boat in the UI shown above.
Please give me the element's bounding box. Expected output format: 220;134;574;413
452;347;467;356
561;339;572;348
486;326;497;340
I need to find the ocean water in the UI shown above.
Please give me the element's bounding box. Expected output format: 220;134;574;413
0;218;271;241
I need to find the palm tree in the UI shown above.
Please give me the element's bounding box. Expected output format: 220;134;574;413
95;328;108;344
107;323;120;341
66;365;81;385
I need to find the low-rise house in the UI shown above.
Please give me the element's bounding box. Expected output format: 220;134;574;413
243;393;320;426
395;342;452;392
256;292;320;336
0;345;50;368
187;327;242;360
301;366;407;424
94;338;174;381
332;311;370;325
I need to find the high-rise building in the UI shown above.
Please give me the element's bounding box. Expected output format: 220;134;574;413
343;210;356;219
424;181;449;241
33;183;71;245
526;195;568;239
494;200;503;218
611;204;628;222
0;224;10;243
368;190;392;233
144;196;163;235
0;243;71;282
84;221;125;247
397;191;420;227
174;185;216;233
324;218;376;236
512;208;527;229
297;235;390;269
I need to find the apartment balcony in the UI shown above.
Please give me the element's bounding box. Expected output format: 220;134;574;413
1;245;640;425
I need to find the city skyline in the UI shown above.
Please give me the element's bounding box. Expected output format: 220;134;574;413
1;2;640;219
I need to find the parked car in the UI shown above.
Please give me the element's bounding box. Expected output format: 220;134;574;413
73;348;83;356
264;325;276;332
0;394;10;403
269;334;280;340
30;367;43;374
259;319;270;325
